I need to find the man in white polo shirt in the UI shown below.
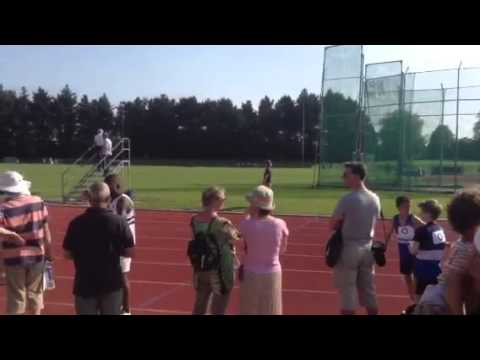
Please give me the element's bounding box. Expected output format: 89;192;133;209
102;132;113;175
94;129;105;163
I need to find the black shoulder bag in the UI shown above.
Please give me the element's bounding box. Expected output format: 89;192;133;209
325;224;343;268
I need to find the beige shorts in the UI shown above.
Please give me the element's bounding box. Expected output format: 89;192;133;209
120;257;132;273
333;243;378;312
5;262;44;314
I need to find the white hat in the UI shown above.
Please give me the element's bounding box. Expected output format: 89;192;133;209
246;185;275;211
0;171;31;195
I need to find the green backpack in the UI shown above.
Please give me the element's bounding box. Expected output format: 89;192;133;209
187;217;235;294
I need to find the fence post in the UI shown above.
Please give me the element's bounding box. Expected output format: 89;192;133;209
440;83;445;187
454;62;462;189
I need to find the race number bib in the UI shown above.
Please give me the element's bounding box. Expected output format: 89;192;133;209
398;226;415;241
432;230;446;245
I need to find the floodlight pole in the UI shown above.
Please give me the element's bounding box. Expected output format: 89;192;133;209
440;83;445;186
399;69;407;190
316;48;328;187
454;62;462;189
355;51;365;162
302;98;305;166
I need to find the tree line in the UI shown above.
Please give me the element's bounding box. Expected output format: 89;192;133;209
1;84;480;163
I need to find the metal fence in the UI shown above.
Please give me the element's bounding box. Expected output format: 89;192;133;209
313;45;364;187
315;45;480;192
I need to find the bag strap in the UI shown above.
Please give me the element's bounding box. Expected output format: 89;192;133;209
206;217;216;234
191;216;217;235
380;210;388;243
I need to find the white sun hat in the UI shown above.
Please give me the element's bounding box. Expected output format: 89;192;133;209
246;185;275;211
0;171;31;195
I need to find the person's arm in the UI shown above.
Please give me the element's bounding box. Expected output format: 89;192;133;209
445;272;464;315
443;242;473;314
409;228;421;255
119;220;135;258
43;223;54;261
0;227;26;247
330;198;344;231
385;224;395;249
412;215;425;229
280;222;289;254
62;221;76;261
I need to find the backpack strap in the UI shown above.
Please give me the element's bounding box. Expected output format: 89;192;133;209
191;216;217;235
206;217;216;234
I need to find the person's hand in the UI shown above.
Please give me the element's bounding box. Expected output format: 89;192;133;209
44;248;54;262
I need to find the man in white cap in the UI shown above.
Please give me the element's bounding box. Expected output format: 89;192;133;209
94;129;105;163
0;171;53;315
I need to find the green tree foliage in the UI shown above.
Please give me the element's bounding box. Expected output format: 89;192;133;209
426;124;455;160
0;84;377;162
377;110;426;161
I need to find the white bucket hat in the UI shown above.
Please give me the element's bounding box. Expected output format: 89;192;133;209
246;185;275;211
0;171;31;195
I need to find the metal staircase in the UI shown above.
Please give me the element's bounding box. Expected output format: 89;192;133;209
61;138;131;203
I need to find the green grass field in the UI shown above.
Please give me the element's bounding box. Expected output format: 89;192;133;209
0;163;459;217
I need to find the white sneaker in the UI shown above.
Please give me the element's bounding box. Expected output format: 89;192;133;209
122;311;131;315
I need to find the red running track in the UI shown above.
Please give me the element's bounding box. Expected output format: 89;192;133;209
0;205;458;315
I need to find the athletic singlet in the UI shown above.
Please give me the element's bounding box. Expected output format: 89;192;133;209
393;214;416;245
110;193;136;244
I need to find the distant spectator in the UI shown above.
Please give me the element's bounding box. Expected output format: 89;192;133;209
63;182;135;315
262;160;272;188
188;186;240;315
94;129;105;162
409;200;447;302
0;171;53;315
239;185;288;315
330;162;381;315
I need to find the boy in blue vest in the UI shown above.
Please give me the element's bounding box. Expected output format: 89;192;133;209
409;200;447;302
386;196;424;302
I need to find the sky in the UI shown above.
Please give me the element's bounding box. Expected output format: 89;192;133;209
1;45;480;137
1;45;480;107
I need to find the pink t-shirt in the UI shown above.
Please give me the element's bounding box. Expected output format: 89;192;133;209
239;216;289;274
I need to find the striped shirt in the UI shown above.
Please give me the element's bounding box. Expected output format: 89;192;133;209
0;195;47;266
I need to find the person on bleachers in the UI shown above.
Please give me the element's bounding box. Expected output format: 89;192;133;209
94;129;105;163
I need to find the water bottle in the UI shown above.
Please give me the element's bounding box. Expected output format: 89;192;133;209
43;261;55;290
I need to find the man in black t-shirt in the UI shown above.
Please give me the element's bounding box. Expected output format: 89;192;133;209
63;182;135;315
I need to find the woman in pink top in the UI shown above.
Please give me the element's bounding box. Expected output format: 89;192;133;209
239;185;289;315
